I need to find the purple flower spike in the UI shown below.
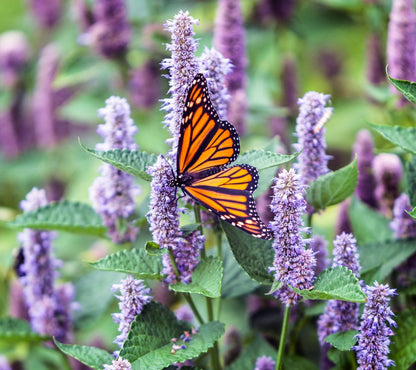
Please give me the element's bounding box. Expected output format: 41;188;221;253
199;46;232;119
390;193;416;239
0;356;11;370
355;282;396;369
335;200;352;235
161;10;199;150
387;0;416;106
214;0;247;134
129;60;160;109
353;130;377;208
281;56;299;117
373;153;403;217
293;91;332;186
367;33;386;86
254;355;276;370
309;235;329;275
29;0;61;29
112;275;151;349
103;357;131;370
317;233;361;347
269;169;316;306
89;96;140;244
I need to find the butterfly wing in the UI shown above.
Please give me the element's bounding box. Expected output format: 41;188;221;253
183;164;272;240
177;73;240;176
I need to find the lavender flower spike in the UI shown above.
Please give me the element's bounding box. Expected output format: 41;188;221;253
387;0;416;106
254;355;276;370
199;46;232;119
29;0;62;29
293;91;332;186
269;169;316;306
355;282;396;369
103;357;131;370
112;275;151;349
89;96;140;244
161;10;199;150
390;193;416;239
317;233;361;345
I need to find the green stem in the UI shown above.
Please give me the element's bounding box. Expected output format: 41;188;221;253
193;204;206;259
168;249;180;278
216;230;222;259
276;305;291;370
307;212;313;228
114;53;131;87
183;293;204;325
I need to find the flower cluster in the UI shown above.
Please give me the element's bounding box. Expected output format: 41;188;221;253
293;91;332;186
390;193;416;239
354;282;396;369
89;96;140;244
254;355;276;370
317;233;361;345
17;188;74;342
28;0;61;29
103;357;131;370
269;169;316;306
112;275;152;349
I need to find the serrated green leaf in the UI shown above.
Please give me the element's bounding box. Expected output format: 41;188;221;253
349;197;392;245
368;123;416;155
54;340;113;370
0;317;49;343
119;302;225;369
7;201;106;236
325;330;358;351
145;241;166;256
90;247;164;280
359;239;416;284
268;280;283;295
408;207;416;220
406;156;416;207
387;69;416;104
171;256;223;298
221;243;258;298
293;267;366;302
221;220;274;285
390;309;416;369
306;158;358;210
80;142;158;181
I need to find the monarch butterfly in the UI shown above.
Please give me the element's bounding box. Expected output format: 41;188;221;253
171;73;272;240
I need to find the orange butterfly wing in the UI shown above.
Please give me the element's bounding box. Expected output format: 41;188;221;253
183;164;272;239
177;74;239;176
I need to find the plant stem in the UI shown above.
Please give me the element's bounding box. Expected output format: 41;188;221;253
276;305;291;370
168;249;180;278
183;293;204;325
193;204;206;259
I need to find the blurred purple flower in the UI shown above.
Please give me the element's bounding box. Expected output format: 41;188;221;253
281;56;299;117
161;10;199;150
373;153;403;217
310;235;328;275
18;188;74;342
0;31;29;89
72;0;94;32
0;356;11;370
199;46;232;119
317;233;361;352
367;33;386;86
335;200;352;235
28;0;62;29
129;60;160;109
390;193;416;238
89;96;139;244
175;304;195;323
269;169;316;306
254;0;297;24
254;355;276;370
103;357;131;370
293;92;332;186
353;130;377;208
214;0;247;135
112;275;151;349
354;282;396;369
223;325;242;366
387;0;416;106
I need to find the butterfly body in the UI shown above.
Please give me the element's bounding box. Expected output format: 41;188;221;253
172;73;272;240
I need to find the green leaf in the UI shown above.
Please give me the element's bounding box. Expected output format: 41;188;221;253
306;158;358;210
368;123;416;155
293;267;366;302
387;69;416;104
7;201;106;236
73;270;125;329
119;302;225;369
390;309;416;369
221;220;274;285
170;256;223;298
359;239;416;284
406;156;416;207
221;243;258;298
324;330;358;351
0;317;49;343
145;241;167;256
54;340;113;370
408;207;416;220
349;197;392;245
80;142;158;181
90;247;164;280
268;279;283;295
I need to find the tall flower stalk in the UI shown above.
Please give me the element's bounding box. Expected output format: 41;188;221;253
89;96;140;244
